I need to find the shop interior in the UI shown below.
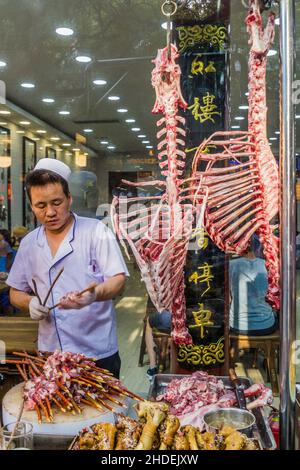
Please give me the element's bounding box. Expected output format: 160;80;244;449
0;0;299;451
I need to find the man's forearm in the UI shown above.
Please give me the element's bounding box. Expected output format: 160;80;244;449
9;288;33;311
95;274;126;301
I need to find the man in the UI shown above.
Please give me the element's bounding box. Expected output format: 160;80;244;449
7;158;129;378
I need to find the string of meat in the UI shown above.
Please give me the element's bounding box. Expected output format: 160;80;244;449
7;350;143;423
111;44;205;345
189;0;280;309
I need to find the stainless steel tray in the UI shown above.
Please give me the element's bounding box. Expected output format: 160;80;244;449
148;374;276;450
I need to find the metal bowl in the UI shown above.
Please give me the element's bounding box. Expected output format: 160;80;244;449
203;408;256;433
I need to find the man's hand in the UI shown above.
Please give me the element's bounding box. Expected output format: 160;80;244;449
58;284;97;310
29;297;50;321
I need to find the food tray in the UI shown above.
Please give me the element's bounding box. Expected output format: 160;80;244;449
148;374;276;450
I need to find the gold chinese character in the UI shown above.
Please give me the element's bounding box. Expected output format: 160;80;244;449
205;61;216;73
191;55;205;76
188;93;221;123
192;227;209;250
198;262;214;296
190;303;214;339
188;271;201;285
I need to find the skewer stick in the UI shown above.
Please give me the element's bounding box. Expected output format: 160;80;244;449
16;364;27;382
35;404;42;424
49;282;97;311
42;267;64;306
52;396;66;413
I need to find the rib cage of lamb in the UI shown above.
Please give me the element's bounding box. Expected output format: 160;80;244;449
112;0;280;349
190;0;280;310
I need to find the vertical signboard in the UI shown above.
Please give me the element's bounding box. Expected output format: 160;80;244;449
172;17;230;373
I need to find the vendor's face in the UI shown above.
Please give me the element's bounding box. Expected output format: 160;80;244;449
30;183;72;232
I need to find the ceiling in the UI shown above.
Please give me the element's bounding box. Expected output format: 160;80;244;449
0;0;299;159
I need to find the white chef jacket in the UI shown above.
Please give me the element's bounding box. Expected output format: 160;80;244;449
6;213;129;359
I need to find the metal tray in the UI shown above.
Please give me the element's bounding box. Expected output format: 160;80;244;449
148;374;276;450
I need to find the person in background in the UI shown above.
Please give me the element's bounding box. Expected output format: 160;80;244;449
0;229;15;315
11;225;29;250
229;234;278;335
145;309;171;380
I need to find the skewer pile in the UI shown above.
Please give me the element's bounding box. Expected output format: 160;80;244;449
7;350;143;423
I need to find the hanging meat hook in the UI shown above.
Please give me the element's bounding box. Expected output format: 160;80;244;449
161;1;178;60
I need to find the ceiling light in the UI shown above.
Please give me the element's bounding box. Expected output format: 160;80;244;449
296;115;300;119
56;27;74;36
107;146;115;150
16;130;25;134
56;149;63;152
161;22;173;30
62;143;71;147
73;148;80;151
93;79;107;86
21;82;35;88
108;96;120;101
126;119;135;123
275;131;280;135
275;18;280;26
59;110;70;115
50;137;60;141
117;108;128;113
142;140;150;144
0;61;7;67
146;146;153;149
32;138;40;141
42;98;55;103
234;116;245;121
269;137;277;141
138;135;146;138
239;105;249;110
0;110;11;115
132;127;141;132
36;130;46;134
76;55;92;63
100;141;109;145
83;128;93;133
19;121;30;125
231;126;240;129
0;122;7;125
267;50;277;57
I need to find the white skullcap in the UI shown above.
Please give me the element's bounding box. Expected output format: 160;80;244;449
34;158;71;182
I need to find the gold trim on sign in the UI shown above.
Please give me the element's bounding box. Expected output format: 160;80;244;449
177;25;227;53
177;336;225;366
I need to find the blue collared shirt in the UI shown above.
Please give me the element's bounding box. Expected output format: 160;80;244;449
7;213;129;359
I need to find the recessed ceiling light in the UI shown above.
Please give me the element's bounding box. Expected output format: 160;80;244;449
16;130;25;134
132;127;141;132
267;50;277;57
100;140;109;145
21;82;35;88
56;27;74;36
117;108;128;113
50;137;60;141
107;146;115;150
76;55;92;63
83;128;93;133
56;149;63;152
93;79;107;86
239;105;249;110
32;138;40;141
73;148;80;151
138;135;146;138
231;126;240;129
42;98;55;103
108;96;120;101
161;22;173;30
59;110;70;115
146;145;153;149
269;137;277;141
142;140;150;144
62;143;71;147
0;122;7;125
275;131;280;135
0;61;7;67
275;18;280;26
36;130;46;134
19;121;31;125
234;116;245;121
0;110;11;115
125;119;135;123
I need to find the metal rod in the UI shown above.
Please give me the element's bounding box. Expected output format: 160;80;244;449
279;0;296;451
